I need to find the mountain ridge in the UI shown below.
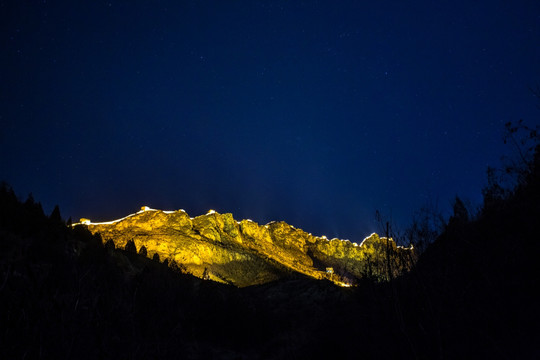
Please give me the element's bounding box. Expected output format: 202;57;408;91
76;206;414;287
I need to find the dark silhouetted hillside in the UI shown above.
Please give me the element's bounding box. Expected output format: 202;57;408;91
0;140;539;359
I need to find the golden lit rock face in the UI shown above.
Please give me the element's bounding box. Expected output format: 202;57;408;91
79;208;414;287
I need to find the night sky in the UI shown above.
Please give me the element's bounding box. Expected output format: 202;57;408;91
1;1;539;242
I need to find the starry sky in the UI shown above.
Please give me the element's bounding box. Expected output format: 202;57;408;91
1;1;539;242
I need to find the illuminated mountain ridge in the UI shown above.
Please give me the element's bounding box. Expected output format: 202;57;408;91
76;206;414;287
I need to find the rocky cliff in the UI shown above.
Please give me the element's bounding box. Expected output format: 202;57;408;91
77;207;414;287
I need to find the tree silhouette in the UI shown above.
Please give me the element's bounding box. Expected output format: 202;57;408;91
50;205;62;223
139;245;148;257
105;239;115;251
451;196;469;223
125;239;137;253
404;201;445;254
169;259;180;273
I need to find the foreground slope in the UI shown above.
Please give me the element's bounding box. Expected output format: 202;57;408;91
77;208;413;287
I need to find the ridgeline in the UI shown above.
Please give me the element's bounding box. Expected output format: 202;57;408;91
76;208;413;287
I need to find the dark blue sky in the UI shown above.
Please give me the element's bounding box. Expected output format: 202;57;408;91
1;1;539;242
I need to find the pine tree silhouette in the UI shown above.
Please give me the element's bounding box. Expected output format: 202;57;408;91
105;239;115;251
139;245;148;257
125;239;137;253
